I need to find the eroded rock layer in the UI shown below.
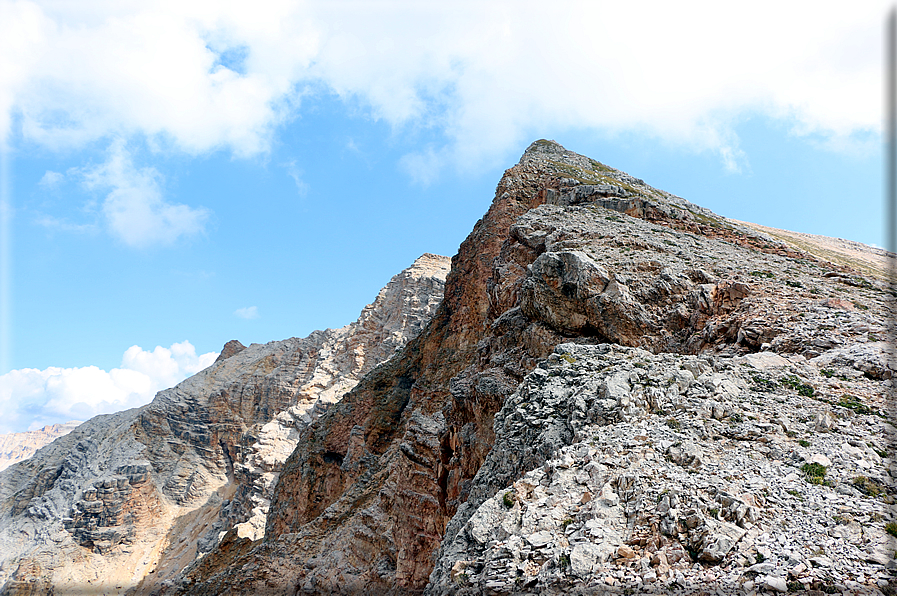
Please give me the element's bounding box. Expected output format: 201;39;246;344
170;141;893;595
0;254;449;595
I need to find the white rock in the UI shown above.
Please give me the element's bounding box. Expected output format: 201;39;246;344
764;575;788;592
808;453;831;467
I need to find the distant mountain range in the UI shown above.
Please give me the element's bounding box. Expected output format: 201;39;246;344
0;422;82;472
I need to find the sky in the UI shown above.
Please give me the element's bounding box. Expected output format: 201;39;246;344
0;1;887;434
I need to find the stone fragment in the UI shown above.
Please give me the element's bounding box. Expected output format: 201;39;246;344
808;453;831;467
764;575;788;592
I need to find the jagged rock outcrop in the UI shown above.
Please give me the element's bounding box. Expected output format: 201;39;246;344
0;422;82;472
0;254;449;595
169;140;893;595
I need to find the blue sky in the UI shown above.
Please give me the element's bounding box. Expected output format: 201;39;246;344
0;1;886;433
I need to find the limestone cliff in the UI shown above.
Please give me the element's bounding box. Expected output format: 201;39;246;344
0;422;82;473
0;254;449;595
170;140;893;595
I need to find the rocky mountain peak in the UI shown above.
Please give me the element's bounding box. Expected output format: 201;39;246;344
214;339;247;363
1;141;893;596
166;141;892;596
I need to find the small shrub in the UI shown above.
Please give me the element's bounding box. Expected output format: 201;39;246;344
852;476;885;498
787;580;805;591
558;554;570;569
664;418;681;430
560;353;576;364
561;518;574;531
886;522;897;538
752;375;777;392
798;439;811;448
781;376;814;397
820;369;835;378
801;462;827;485
785;280;803;288
503;491;515;509
755;552;766;564
838;397;876;416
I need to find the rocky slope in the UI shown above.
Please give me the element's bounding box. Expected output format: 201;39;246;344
0;254;449;595
0;423;82;472
733;220;896;283
167;140;894;595
428;344;895;595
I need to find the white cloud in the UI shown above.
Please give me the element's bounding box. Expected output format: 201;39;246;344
81;141;210;247
38;170;63;187
0;1;887;172
283;161;309;196
34;214;97;234
0;341;218;434
234;306;259;320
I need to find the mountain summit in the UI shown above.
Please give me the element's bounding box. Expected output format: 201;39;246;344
1;141;892;595
172;141;892;595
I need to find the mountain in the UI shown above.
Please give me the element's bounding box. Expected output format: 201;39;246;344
0;423;82;473
2;140;893;596
158;141;893;595
0;254;450;595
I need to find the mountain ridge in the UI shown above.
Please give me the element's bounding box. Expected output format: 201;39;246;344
163;140;892;595
0;254;450;595
0;140;892;595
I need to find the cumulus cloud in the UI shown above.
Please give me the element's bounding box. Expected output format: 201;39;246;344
0;341;218;434
81;142;210;247
234;306;259;320
0;1;886;172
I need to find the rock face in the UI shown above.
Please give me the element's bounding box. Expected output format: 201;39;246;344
428;343;895;594
0;254;449;595
0;422;82;472
167;140;893;595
